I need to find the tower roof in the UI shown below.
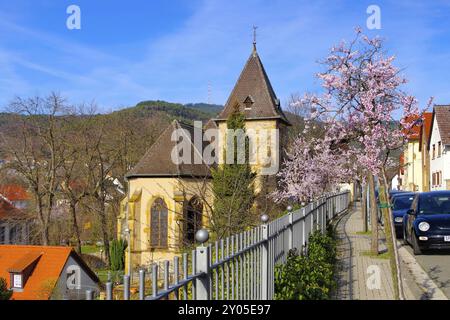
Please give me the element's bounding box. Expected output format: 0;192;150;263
214;49;290;125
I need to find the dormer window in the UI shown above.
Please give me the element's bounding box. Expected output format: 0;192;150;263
11;273;23;289
243;96;254;110
7;252;42;291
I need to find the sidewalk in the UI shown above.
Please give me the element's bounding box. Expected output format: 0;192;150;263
334;202;411;300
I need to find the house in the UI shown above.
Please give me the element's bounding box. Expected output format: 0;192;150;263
117;43;290;272
428;105;450;190
0;245;99;300
400;115;423;191
419;112;433;191
0;195;31;245
0;184;31;209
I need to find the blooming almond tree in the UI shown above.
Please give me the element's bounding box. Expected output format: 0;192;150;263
275;28;430;299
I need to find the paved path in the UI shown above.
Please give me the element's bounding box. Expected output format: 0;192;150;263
334;203;401;300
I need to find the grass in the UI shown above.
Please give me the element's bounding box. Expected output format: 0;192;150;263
360;250;390;259
355;230;371;236
81;245;101;254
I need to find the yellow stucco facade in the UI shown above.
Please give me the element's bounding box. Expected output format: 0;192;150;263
118;177;213;272
401;140;423;191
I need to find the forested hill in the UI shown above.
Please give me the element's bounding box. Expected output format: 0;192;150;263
109;100;223;122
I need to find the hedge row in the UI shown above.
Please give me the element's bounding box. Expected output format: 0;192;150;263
274;228;337;300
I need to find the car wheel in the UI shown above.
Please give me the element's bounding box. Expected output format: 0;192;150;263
411;232;422;255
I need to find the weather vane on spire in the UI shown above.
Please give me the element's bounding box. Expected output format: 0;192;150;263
252;25;258;54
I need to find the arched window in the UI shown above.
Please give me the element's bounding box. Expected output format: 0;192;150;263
184;197;202;245
150;198;168;248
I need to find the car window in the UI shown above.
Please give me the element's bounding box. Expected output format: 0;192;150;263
418;194;450;215
393;196;414;210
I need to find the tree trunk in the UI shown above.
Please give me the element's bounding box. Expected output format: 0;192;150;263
70;203;82;254
41;225;49;246
368;174;378;254
361;182;368;232
99;200;111;267
380;169;405;300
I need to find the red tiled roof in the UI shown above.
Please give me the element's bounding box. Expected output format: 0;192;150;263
0;245;98;300
0;185;30;201
7;252;42;273
402;115;422;140
0;197;23;220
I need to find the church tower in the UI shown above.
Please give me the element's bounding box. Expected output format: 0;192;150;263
213;43;291;196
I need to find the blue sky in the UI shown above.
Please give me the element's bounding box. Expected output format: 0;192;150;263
0;0;449;112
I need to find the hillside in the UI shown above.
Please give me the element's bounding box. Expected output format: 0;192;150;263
112;100;222;121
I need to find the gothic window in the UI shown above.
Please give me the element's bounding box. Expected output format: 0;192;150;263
184;197;202;245
150;198;168;248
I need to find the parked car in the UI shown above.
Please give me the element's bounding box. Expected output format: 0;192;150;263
391;193;415;237
403;191;450;255
389;190;407;202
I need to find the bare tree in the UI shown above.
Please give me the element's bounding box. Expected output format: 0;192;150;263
0;93;69;245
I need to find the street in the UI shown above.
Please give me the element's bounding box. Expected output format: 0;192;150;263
402;244;450;298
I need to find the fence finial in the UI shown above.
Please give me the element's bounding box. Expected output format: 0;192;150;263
261;214;269;223
195;229;209;244
287;205;293;212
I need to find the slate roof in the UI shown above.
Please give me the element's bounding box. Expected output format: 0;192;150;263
126;120;212;178
214;47;290;125
433;105;450;145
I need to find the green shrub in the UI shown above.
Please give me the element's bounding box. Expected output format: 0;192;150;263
110;239;128;271
274;230;337;300
0;277;12;300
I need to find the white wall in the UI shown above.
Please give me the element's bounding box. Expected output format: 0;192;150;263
429;116;450;190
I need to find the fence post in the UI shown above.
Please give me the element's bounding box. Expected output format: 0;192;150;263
287;206;293;251
86;289;94;300
195;229;211;300
301;207;306;251
139;269;145;300
123;275;130;300
261;223;269;300
321;199;326;234
106;282;113;300
195;245;211;300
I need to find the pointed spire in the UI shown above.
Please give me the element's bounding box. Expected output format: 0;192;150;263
214;39;290;125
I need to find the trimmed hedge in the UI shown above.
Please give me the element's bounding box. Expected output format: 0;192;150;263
274;228;337;300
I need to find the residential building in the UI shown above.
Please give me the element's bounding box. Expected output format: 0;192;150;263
0;245;99;300
0;195;31;245
401;115;422;191
117;44;290;272
428;105;450;190
0;184;31;209
419;112;433;191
